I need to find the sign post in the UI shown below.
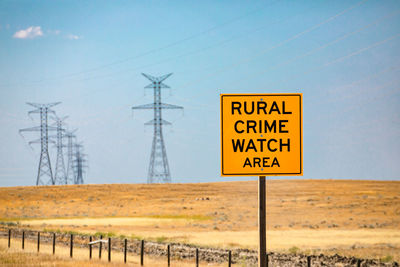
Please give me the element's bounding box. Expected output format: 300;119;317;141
259;175;266;267
220;94;303;267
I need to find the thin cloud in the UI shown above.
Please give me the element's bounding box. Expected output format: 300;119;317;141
66;34;81;40
13;26;43;39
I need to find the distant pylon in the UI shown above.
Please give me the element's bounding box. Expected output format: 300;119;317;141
19;102;60;185
132;73;183;183
51;116;68;185
65;130;77;184
73;143;87;184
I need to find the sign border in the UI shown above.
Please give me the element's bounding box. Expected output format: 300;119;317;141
220;93;303;176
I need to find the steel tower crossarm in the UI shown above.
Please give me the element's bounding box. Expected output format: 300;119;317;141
144;119;171;125
28;138;56;146
132;103;183;110
142;73;172;83
26;102;61;109
20;126;58;132
19;126;42;132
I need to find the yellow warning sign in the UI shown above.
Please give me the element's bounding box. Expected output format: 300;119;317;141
220;94;303;176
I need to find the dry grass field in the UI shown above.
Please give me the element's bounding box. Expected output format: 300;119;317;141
0;238;216;267
0;180;399;263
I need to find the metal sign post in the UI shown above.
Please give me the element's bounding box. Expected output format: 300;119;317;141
259;176;266;267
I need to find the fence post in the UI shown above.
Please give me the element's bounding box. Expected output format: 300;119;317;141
140;240;144;266
167;244;170;267
37;232;40;252
8;229;11;248
266;253;269;267
70;234;73;258
307;256;311;267
99;235;103;259
52;233;56;254
228;250;232;267
196;248;199;267
108;237;111;262
89;236;92;259
124;239;127;263
22;231;25;250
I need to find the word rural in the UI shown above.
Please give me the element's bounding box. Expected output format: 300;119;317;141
220;94;302;176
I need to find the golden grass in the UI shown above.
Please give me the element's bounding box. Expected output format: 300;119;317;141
0;239;130;266
0;180;399;262
18;217;191;227
0;238;226;267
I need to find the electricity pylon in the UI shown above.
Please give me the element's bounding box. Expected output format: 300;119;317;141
132;73;183;183
65;130;77;184
19;102;60;185
50;116;68;185
73;143;87;184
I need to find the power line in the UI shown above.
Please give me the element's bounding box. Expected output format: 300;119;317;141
66;1;318;84
326;34;400;66
327;65;400;97
282;32;400;84
178;0;369;89
3;0;280;87
221;9;400;89
316;86;400;130
1;0;331;90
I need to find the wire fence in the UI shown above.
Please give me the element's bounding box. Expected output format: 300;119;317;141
2;228;394;266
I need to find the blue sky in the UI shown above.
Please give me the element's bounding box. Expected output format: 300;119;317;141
0;0;399;186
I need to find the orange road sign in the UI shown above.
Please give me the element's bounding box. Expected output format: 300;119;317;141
220;94;303;176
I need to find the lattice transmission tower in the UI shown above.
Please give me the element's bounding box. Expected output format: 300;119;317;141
73;143;87;184
50;116;68;185
19;102;60;185
132;73;183;183
65;130;77;184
